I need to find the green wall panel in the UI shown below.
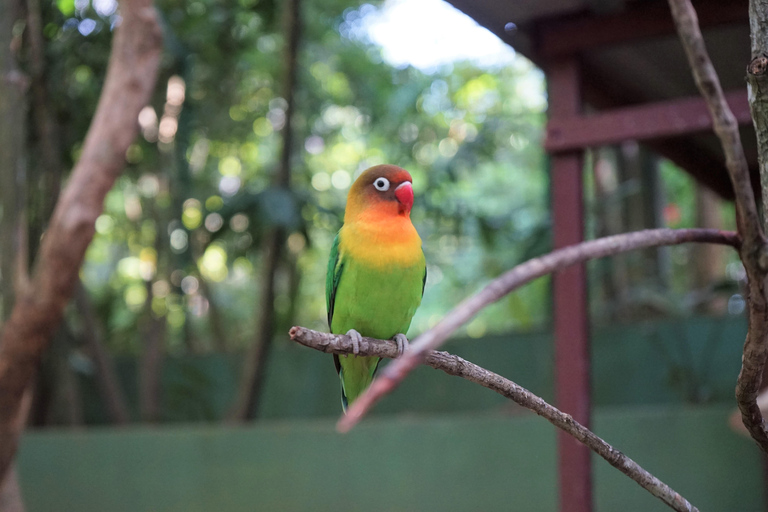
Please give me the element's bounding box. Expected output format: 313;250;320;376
17;405;763;512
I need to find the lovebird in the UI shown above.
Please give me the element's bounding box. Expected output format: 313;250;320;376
326;164;426;412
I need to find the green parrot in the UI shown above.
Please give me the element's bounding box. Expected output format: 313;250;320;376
326;164;426;412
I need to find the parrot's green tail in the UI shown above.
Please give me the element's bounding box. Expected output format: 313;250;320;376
334;354;381;412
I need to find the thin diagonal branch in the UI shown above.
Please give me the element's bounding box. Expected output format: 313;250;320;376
668;0;768;452
339;228;740;431
290;326;699;512
0;0;162;482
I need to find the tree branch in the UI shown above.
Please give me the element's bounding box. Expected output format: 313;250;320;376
338;228;740;431
0;0;162;482
668;0;768;452
290;326;700;512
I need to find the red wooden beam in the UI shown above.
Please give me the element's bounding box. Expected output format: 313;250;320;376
535;0;748;59
548;58;592;512
545;89;751;153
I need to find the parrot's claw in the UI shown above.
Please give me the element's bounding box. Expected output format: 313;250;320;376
393;333;409;356
346;329;363;355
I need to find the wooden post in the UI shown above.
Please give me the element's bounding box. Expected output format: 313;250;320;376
548;58;592;512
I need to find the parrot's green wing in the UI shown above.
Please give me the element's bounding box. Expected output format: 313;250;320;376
326;233;343;330
326;233;345;376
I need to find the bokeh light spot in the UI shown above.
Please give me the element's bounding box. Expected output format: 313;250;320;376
200;244;228;282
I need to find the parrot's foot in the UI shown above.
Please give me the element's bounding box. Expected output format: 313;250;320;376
346;329;362;355
393;333;409;356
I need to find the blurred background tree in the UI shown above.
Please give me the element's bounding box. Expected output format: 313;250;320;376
0;0;742;426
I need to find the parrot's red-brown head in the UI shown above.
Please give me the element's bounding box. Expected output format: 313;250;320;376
344;165;415;223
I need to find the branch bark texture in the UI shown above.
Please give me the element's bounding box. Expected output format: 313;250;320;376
290;326;700;512
748;0;768;215
668;0;768;452
0;0;162;481
339;228;740;431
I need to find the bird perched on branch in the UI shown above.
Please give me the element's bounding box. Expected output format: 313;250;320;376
326;164;426;412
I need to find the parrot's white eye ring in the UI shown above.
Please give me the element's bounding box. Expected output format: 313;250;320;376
373;177;390;192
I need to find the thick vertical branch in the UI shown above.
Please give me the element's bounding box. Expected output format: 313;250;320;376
230;0;301;421
668;0;768;452
747;1;768;217
743;0;768;450
229;233;281;420
0;0;162;482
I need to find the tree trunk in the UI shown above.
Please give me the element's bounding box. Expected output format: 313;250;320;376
73;282;131;424
0;0;27;322
229;0;301;421
198;277;228;352
139;275;166;423
230;231;282;420
140;185;170;421
40;328;83;427
26;0;62;256
0;0;29;507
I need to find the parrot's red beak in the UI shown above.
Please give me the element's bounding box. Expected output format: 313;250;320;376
394;181;414;215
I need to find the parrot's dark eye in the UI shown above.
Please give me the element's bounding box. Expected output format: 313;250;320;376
373;177;390;192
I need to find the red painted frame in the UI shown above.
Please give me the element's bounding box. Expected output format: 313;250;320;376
545;89;751;153
548;58;593;512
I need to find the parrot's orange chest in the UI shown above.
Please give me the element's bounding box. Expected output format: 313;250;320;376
338;216;423;269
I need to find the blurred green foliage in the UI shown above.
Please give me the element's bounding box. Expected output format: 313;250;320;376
26;0;744;428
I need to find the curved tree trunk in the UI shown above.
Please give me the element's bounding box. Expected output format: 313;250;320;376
0;0;162;483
